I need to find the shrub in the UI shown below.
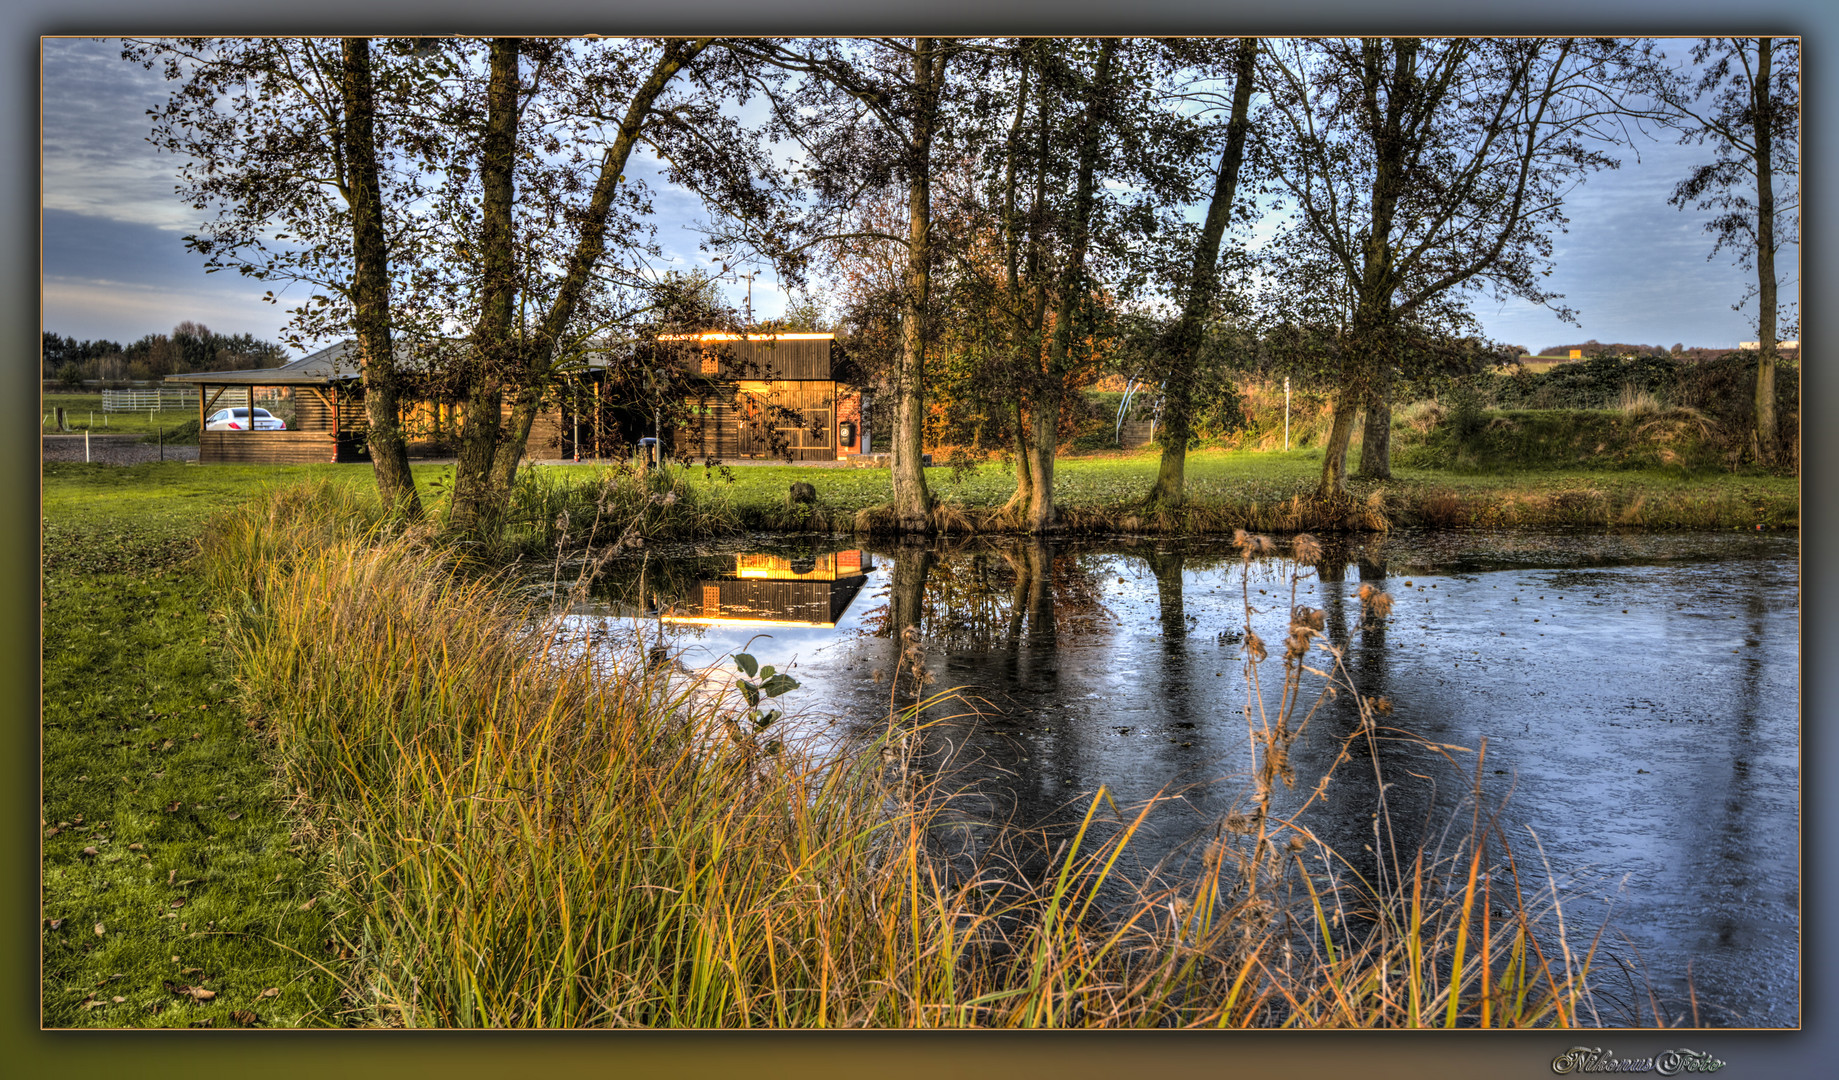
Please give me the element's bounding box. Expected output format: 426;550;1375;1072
1444;382;1488;443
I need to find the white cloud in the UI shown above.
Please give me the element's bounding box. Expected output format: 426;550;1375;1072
42;275;302;346
42;38;200;229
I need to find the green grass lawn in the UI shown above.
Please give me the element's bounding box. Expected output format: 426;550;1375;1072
39;463;388;1026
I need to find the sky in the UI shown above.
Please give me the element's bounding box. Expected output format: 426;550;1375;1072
40;36;1798;357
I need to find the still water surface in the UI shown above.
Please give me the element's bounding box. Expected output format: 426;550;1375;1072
571;529;1798;1026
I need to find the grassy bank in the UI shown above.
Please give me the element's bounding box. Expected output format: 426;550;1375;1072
177;481;1606;1028
40;464;355;1026
40;450;1798;555
515;450;1797;536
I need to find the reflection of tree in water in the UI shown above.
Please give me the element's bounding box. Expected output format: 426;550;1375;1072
857;540;1116;650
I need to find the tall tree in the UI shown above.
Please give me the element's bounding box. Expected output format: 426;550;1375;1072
1144;37;1259;508
1020;38;1117;534
340;39;421;515
132;37;445;515
1260;38;1648;496
444;37;728;534
934;39;1198;531
724;38;969;533
1647;38;1799;465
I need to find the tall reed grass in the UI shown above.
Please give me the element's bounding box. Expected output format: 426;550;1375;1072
202;482;1610;1027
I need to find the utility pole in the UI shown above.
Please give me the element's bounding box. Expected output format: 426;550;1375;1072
739;268;758;325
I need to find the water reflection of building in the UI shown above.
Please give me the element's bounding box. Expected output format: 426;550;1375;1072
660;550;874;628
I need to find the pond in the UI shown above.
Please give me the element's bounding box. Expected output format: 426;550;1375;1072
566;527;1799;1027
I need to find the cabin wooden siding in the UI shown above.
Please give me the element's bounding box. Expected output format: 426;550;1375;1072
686;338;831;381
290;388;368;434
199;431;366;464
525;404;566;458
673;380;837;462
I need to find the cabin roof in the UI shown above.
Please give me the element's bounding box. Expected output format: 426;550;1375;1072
164;341;369;387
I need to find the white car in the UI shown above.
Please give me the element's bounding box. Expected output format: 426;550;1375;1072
205;407;287;431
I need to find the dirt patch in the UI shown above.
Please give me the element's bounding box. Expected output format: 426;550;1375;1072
43;435;198;466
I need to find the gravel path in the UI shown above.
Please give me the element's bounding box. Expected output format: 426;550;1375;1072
42;435;199;465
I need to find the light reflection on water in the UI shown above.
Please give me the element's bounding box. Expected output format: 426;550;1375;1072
569;528;1799;1027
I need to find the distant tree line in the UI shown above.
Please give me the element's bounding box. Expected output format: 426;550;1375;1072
43;321;288;385
1532;339;1792;361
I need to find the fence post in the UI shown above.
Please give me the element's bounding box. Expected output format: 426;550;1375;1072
85;429;90;463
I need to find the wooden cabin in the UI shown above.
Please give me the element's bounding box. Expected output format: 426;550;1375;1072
167;333;867;466
666;333;868;463
164;344;370;464
166;341;573;465
660;548;873;628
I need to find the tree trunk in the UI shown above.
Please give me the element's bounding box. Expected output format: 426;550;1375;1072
1030;39;1113;534
446;38;521;536
1753;38;1779;466
1003;401;1033;517
1025;397;1057;532
340;39;421;520
1317;396;1361;498
891;39;943;533
1356;362;1393;479
1145;37;1257;509
488;39;711;498
1149;405;1190;507
1320;39;1408;500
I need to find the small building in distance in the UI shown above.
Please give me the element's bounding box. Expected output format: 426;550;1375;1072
167;332;872;466
665;332;868;463
163;343;370;464
165;340;576;465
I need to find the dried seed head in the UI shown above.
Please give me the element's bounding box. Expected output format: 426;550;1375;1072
1371;696;1393;715
1369;592;1394;619
1271;744;1294;787
1286;834;1307;853
1292;534;1322;564
1357;582;1376;603
1243;631;1267;663
1256;534;1277;555
1233;528;1252;551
